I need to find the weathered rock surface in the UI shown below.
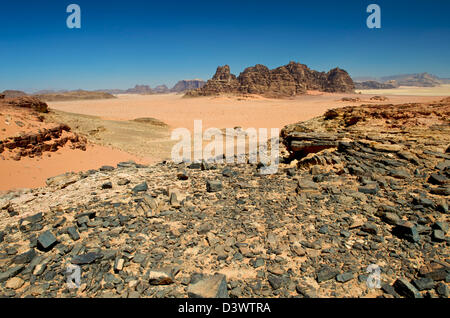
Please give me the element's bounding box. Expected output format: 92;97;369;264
186;61;354;98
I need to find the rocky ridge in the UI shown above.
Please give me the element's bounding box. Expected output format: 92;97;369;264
0;99;449;298
0;97;87;161
186;62;355;98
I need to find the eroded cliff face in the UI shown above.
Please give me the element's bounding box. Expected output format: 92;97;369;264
186;61;355;97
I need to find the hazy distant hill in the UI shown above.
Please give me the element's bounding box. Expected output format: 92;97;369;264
171;80;206;93
354;80;399;90
354;72;450;88
153;84;170;94
125;85;153;94
34;90;116;102
33;80;207;97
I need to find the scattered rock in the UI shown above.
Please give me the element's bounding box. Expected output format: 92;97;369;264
132;182;148;193
206;180;222;192
187;274;229;298
37;231;58;251
393;278;423;298
71;252;102;265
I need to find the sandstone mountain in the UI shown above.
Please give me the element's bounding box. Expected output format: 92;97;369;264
185;62;354;97
171;80;206;93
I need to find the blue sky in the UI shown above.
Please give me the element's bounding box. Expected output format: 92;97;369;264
0;0;449;92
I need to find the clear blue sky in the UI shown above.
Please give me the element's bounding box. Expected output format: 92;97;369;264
1;0;449;92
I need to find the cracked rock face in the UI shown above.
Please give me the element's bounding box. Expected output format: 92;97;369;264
186;61;354;98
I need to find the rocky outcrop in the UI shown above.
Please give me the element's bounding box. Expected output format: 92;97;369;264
185;61;354;97
2;96;49;113
0;124;87;160
171;80;206;93
1;90;27;98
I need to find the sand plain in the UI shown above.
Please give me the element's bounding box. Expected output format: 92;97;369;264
1;89;449;191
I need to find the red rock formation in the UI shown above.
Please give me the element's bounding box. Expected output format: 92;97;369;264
2;96;49;113
186;61;355;97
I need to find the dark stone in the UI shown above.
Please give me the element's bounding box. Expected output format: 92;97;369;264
222;168;235;177
393;278;423;298
437;201;448;213
412;196;435;208
358;184;379;195
361;222;378;235
421;268;448;281
381;212;401;225
24;212;43;224
101;182;113;189
100;165;115;172
132;182;148;193
318;225;329;234
71;252;102;265
433;222;449;234
37;231;58;251
0;231;4;243
317;266;339;283
268;275;283;290
430;186;450;196
177;170;189;180
13;249;36;264
187;274;229;298
428;173;448;185
188;162;201;169
67;226;80;241
436;282;450;298
392;221;420;243
286;168;296;177
412;277;435;291
0;265;25;283
381;283;401;298
432;230;446;242
336;272;354;283
198;223;212;235
206;180;222;192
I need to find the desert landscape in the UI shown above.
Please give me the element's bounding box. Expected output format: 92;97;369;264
0;61;449;298
0;0;449;303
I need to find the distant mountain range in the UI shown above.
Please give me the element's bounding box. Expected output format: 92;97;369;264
95;79;206;95
25;79;206;96
354;73;450;89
